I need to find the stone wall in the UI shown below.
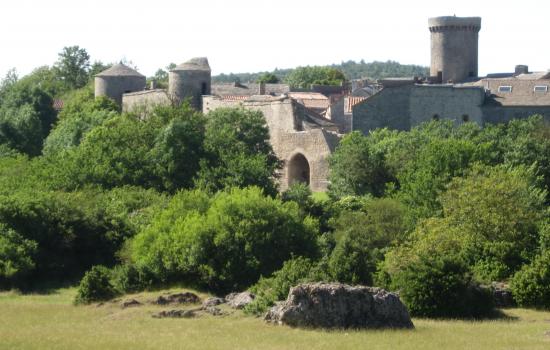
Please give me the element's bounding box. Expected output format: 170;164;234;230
482;106;550;124
352;85;412;133
203;95;339;192
410;85;485;126
122;89;171;113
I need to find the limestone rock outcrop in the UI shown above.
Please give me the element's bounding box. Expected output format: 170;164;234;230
265;282;414;329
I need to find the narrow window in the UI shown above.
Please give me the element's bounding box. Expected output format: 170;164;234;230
462;114;470;122
201;82;208;95
498;85;512;93
534;85;548;93
432;114;440;121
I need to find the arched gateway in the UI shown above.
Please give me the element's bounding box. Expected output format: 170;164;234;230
287;153;310;186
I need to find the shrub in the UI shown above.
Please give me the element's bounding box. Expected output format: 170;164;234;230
74;266;118;304
383;253;494;318
510;251;550;309
111;264;156;294
0;224;37;284
131;187;319;293
245;257;328;315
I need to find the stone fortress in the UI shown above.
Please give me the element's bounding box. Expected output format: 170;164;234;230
95;16;550;192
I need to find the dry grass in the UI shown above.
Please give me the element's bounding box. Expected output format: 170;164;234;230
1;288;550;350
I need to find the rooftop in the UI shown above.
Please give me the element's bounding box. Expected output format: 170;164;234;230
172;57;211;72
96;63;144;77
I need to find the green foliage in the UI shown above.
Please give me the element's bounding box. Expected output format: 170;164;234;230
110;264;156;294
57;103;205;192
212;60;428;84
256;73;279;84
285;66;346;88
382;252;494;318
0;187;163;284
43;89;119;155
328;131;391;198
131;187;319;293
0;224;37;282
245;257;324;315
53;46;91;90
196;108;280;196
328;198;408;285
74;266;119;304
510;251;550;309
441;164;546;281
0;82;56;156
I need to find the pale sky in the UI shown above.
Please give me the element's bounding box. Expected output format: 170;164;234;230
1;0;549;79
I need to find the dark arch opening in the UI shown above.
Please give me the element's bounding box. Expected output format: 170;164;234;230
288;153;310;186
201;82;208;95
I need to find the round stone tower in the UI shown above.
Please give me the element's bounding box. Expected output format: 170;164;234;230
429;16;481;83
94;63;146;105
168;57;211;110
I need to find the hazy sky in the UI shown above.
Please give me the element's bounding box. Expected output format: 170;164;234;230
1;0;549;78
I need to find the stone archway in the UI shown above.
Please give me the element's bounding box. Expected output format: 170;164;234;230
288;153;310;186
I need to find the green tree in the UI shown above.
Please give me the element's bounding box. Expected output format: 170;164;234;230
328;131;391;198
0;224;37;282
196;107;281;196
285;66;346;88
131;187;319;293
257;73;279;84
54;46;91;89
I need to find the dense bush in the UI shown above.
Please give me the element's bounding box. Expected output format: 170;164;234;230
196;107;280;196
0;224;37;284
510;251;550;309
440;164;546;281
245;257;326;315
0;187;163;285
74;265;119;304
131;187;319;293
110;264;156;294
384;253;494;318
328;198;408;285
328;131;391;199
55;103;205;192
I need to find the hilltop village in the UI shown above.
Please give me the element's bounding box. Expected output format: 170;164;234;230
94;16;550;191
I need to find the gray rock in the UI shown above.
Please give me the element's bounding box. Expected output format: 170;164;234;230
121;299;142;308
265;282;414;329
203;306;225;316
491;282;515;308
226;291;255;309
154;292;201;305
152;309;196;318
202;297;225;309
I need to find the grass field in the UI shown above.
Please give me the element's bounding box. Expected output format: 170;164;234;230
1;288;550;350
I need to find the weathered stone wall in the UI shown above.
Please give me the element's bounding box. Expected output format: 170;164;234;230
352;85;412;133
95;75;146;105
410;85;485;126
482;106;550;124
122;89;171;113
203;95;339;192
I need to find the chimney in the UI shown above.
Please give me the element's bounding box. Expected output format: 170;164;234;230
515;65;529;75
258;82;266;95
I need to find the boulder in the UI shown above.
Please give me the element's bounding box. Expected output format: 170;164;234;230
121;299;142;308
226;291;255;309
491;282;515;308
152;309;196;318
265;282;414;329
202;297;225;309
154;292;201;305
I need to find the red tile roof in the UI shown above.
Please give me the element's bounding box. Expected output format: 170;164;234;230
345;96;368;113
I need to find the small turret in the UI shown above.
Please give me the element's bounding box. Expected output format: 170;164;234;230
94;63;146;105
168;57;211;110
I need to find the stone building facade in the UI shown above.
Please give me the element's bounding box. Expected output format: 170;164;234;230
94;16;550;192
